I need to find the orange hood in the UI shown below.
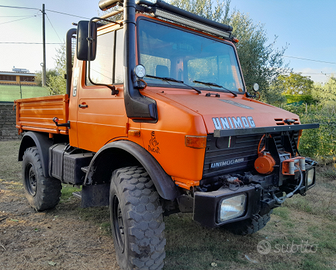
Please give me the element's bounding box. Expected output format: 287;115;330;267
152;90;299;134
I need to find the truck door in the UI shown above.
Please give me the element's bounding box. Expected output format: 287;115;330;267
76;28;127;152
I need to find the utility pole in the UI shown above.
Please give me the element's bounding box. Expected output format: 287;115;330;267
42;4;47;87
19;81;22;99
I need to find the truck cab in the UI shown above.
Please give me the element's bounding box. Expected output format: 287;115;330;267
15;0;319;269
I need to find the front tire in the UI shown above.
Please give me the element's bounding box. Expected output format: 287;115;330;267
110;166;166;270
22;147;62;211
223;212;272;235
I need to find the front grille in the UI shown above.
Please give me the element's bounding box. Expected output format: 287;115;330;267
274;118;299;125
203;134;262;178
203;131;300;179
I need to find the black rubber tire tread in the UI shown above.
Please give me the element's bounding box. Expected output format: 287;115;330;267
110;166;166;270
223;211;272;235
22;147;62;211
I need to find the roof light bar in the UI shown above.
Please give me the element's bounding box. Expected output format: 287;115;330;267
154;8;231;39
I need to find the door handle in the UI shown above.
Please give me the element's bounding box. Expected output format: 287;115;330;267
79;103;88;108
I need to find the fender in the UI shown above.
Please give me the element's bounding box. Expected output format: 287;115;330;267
18;131;53;178
84;140;179;201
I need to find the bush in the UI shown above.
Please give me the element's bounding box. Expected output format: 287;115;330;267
284;94;317;105
283;104;336;159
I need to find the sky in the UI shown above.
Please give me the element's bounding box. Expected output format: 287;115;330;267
0;0;335;83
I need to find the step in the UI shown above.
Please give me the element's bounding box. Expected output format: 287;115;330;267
81;166;89;174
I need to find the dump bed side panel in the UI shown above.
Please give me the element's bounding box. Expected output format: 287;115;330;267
15;94;69;135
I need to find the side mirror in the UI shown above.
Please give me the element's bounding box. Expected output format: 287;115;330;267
76;20;97;61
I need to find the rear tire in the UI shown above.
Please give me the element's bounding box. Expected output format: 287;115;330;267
22;147;62;211
110;166;166;270
223;211;272;235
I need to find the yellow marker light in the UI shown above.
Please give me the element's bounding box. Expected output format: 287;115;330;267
185;135;207;149
232;37;239;43
128;130;141;137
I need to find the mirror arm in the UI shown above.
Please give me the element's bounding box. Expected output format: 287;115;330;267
245;92;254;98
245;91;260;99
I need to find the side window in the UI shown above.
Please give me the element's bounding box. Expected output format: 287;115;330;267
87;28;124;86
89;31;114;85
114;29;124;84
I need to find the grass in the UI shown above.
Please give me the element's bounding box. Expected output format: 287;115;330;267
284;166;336;221
1;140;336;269
163;164;336;269
0;84;49;102
60;184;81;202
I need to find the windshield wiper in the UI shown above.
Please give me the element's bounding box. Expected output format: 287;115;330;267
146;75;201;94
193;80;237;97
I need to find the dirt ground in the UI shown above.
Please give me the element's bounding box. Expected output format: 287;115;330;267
1;140;335;270
0;180;119;270
0;140;122;270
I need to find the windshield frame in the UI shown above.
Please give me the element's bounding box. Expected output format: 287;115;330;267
136;15;246;94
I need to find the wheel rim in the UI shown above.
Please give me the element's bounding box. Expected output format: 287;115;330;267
25;163;37;196
112;195;125;253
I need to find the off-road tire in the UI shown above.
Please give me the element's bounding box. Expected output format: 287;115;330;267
223;211;272;235
110;166;166;270
22;147;62;211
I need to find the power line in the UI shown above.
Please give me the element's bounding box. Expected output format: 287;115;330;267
46;9;89;20
0;42;63;44
0;4;88;20
46;13;63;43
0;14;39;25
282;71;335;75
284;55;336;65
0;5;40;11
302;72;335;75
0;15;29;17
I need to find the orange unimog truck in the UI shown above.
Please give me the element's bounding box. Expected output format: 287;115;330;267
15;0;319;269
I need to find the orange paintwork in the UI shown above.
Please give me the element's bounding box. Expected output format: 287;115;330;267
15;94;69;135
254;152;276;174
15;14;303;190
282;157;306;175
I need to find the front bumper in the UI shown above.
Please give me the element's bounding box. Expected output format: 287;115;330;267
193;185;261;228
193;166;316;228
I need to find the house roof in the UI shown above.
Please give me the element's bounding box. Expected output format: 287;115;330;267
0;71;36;76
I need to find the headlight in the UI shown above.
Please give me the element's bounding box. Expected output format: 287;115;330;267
307;169;315;186
219;194;246;222
134;64;146;78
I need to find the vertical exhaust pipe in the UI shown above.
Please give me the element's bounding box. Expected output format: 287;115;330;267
123;0;157;120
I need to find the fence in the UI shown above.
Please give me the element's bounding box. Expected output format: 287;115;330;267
0;102;21;141
0;85;49;141
0;84;49;102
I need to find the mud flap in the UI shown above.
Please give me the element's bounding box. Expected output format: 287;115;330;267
81;184;110;208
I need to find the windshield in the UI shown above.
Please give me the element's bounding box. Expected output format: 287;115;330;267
137;19;245;93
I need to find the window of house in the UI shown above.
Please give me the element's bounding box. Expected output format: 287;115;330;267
20;76;34;82
0;75;16;81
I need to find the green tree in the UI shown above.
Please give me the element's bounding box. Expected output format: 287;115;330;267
270;72;315;105
170;0;289;103
276;73;314;95
313;76;336;105
282;76;336;158
34;69;58;87
35;45;66;95
47;45;67;95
